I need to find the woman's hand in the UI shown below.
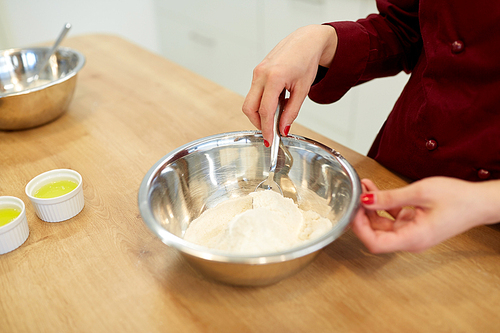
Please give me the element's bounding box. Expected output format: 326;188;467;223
242;24;338;146
351;177;500;253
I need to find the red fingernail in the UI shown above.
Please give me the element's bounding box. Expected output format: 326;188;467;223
361;193;374;205
264;140;270;148
284;125;291;136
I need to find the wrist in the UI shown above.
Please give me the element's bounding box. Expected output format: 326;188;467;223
318;24;338;68
472;180;500;226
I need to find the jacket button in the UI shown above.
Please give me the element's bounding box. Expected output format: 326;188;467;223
477;169;490;180
451;40;465;54
426;139;438;151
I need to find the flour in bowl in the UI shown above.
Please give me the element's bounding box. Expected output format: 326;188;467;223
184;190;333;254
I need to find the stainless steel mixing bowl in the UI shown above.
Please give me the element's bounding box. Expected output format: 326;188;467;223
138;131;361;286
0;46;85;130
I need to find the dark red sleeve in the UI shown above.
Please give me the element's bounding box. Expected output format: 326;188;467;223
309;0;421;104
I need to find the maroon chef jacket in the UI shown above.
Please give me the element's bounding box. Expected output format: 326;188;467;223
308;0;500;181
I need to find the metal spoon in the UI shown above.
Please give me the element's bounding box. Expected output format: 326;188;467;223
255;89;286;195
275;139;299;203
27;23;72;86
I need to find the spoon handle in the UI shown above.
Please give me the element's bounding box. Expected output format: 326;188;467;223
30;23;72;82
269;89;286;173
48;23;72;58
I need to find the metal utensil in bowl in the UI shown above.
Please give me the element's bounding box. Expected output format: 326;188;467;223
255;89;298;203
0;46;85;130
255;89;286;195
138;131;361;286
26;23;72;88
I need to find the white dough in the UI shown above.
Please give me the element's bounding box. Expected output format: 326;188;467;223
184;190;333;255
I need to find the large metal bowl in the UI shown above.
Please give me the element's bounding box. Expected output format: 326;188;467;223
0;46;85;130
138;131;361;286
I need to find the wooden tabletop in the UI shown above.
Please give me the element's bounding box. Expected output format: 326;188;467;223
1;35;499;332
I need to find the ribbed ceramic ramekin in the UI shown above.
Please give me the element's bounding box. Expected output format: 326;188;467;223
0;196;29;254
25;169;84;222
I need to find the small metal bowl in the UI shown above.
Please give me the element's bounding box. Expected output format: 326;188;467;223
138;131;361;286
0;46;85;130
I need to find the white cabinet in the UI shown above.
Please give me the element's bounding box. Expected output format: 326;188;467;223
262;0;371;50
154;0;409;154
154;0;262;97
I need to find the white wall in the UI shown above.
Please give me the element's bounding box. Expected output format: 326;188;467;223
0;0;160;53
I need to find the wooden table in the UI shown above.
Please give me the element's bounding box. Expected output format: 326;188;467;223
1;35;499;332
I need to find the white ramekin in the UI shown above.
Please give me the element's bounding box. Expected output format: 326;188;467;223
25;169;84;222
0;196;29;254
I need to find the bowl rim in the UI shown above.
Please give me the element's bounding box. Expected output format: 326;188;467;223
0;46;86;98
138;130;361;264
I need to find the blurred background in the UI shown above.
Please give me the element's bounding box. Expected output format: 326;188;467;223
0;0;409;154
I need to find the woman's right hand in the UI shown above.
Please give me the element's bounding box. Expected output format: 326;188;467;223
242;24;338;146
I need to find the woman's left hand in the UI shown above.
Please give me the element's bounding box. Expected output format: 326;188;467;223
351;177;500;253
